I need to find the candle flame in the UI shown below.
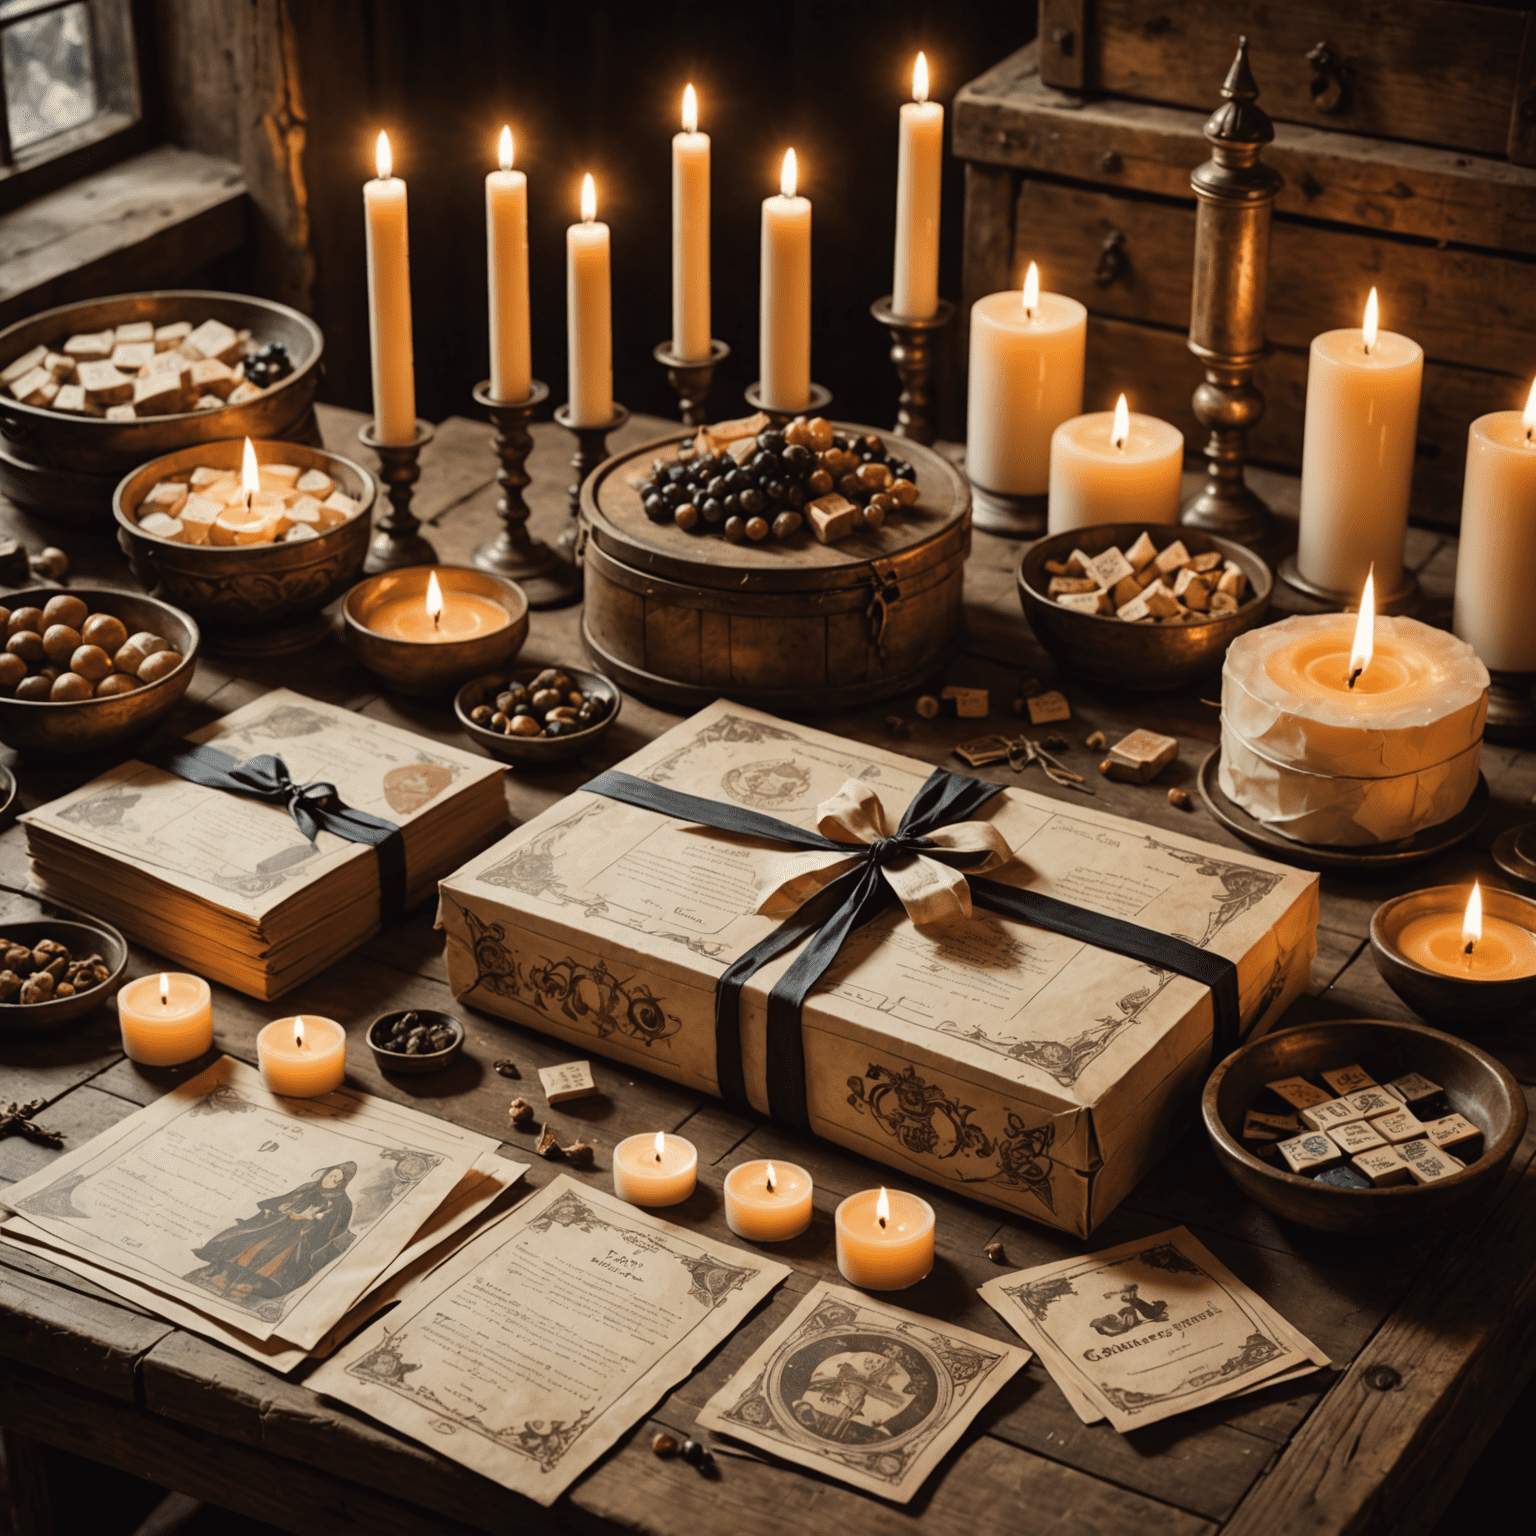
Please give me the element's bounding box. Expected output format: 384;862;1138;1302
876;1186;890;1230
375;130;392;181
425;570;444;632
1111;393;1130;451
1363;287;1378;354
654;1130;666;1163
1348;566;1375;687
1524;377;1536;445
913;51;929;105
1022;260;1039;319
295;1017;306;1050
580;172;597;224
1463;882;1483;954
780;148;797;199
159;973;169;1006
766;1161;777;1193
240;437;260;500
498;125;513;173
682;83;697;134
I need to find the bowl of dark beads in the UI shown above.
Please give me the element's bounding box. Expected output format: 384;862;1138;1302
368;1009;464;1075
455;664;620;765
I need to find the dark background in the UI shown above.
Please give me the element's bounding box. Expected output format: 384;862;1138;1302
286;1;1033;434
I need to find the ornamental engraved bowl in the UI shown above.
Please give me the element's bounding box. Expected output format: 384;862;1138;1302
113;438;375;643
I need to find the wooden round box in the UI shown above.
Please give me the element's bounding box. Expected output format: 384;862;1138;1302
579;428;970;713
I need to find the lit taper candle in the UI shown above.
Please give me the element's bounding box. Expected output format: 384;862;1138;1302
567;173;613;427
892;51;943;320
486;125;531;402
760;148;811;412
672;84;711;362
364;131;416;445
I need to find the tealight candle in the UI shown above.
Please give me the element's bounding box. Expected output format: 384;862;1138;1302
116;972;212;1066
365;569;511;644
1047;394;1184;533
1397;882;1536;980
613;1132;697;1207
834;1187;935;1291
723;1160;813;1242
257;1015;347;1098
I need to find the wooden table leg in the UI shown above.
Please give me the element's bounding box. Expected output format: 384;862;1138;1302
0;1428;53;1536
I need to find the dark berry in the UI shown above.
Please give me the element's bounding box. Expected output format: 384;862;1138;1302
544;720;574;737
764;478;787;502
705;476;727;499
723;516;746;543
700;497;725;524
861;434;886;458
751;450;781;476
661;482;685;507
643;495;669;522
725;469;751;492
665;464;690;484
782;443;813;470
739;488;766;514
783;482;805;507
890;461;914;482
757;429;786;454
721;493;741;517
745;516;769;541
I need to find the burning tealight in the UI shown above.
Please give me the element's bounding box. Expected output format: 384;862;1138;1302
834;1186;935;1290
364;567;511;644
116;971;213;1066
612;1130;698;1207
723;1159;813;1242
256;1014;347;1098
1396;881;1536;981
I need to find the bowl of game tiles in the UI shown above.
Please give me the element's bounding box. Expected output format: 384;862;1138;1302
1202;1018;1526;1233
1016;524;1271;692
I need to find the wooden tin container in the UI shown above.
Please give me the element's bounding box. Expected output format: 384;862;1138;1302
579;427;970;713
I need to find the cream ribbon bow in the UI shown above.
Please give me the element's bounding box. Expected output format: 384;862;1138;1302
752;778;1013;927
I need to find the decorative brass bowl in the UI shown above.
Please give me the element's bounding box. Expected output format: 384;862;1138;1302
0;588;199;756
1203;1018;1525;1233
342;566;530;696
114;438;374;655
1016;523;1271;692
454;665;622;765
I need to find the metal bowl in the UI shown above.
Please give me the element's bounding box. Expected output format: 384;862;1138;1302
114;438;374;652
1203;1018;1526;1233
367;1009;465;1075
1016;523;1272;692
0;587;199;755
454;665;622;765
0;915;129;1032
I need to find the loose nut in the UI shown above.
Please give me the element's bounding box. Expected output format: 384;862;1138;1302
1099;759;1113;777
985;1241;1006;1263
508;1097;535;1125
653;1433;679;1457
1086;730;1106;749
1168;787;1192;809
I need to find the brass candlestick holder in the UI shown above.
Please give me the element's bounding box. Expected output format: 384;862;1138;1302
870;296;955;446
359;419;437;573
1181;37;1280;547
653;339;729;427
1274;555;1422;617
470;379;580;610
743;381;833;424
552;401;629;572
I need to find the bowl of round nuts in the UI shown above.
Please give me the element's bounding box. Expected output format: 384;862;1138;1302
0;588;198;755
0;915;129;1029
455;664;621;765
367;1008;465;1075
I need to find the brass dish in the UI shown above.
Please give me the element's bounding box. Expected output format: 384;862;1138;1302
0;587;199;756
454;665;622;766
1203;1018;1525;1233
114;438;375;655
1015;523;1271;692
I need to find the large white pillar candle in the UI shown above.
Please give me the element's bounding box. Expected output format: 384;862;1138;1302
672;84;711;362
967;262;1086;499
760;149;811;413
1453;384;1536;674
486;126;531;403
364;131;416;446
891;52;943;320
567;173;613;427
1048;393;1184;532
1296;288;1423;597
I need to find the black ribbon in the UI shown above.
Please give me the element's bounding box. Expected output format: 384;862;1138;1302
583;768;1241;1133
148;742;407;922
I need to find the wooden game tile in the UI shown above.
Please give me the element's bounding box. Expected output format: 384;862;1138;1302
538;1060;598;1104
1422;1113;1483;1159
1320;1064;1375;1096
1300;1097;1360;1133
1373;1108;1428;1144
1353;1148;1412;1187
1266;1076;1332;1111
1327;1119;1387;1156
1277;1132;1343;1175
1339;1086;1399;1121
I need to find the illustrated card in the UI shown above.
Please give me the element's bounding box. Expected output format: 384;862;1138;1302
979;1226;1327;1432
695;1282;1030;1503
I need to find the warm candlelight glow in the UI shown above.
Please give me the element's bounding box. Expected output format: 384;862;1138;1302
375;130;392;181
159;973;169;1006
766;1161;777;1193
294;1017;306;1050
875;1186;890;1230
780;148;797;199
653;1130;666;1162
1021;260;1039;319
1524;378;1536;446
1463;882;1483;954
1362;286;1378;355
580;172;597;224
1111;393;1129;450
682;83;697;134
1347;566;1375;688
424;570;444;632
240;436;259;502
498;125;513;173
913;51;929;105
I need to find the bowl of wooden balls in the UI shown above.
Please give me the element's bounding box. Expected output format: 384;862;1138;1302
1203;1019;1526;1233
0;588;199;755
367;1009;465;1075
454;664;621;765
1017;524;1272;692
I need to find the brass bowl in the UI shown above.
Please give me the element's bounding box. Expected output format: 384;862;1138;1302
0;587;199;756
1203;1018;1526;1233
454;665;622;765
342;566;530;696
1016;523;1271;692
114;438;374;652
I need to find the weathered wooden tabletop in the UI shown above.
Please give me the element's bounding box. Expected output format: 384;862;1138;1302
2;403;1533;1536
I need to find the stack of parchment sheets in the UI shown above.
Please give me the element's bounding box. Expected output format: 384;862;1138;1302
20;689;506;998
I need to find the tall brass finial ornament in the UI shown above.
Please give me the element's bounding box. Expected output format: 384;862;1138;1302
1182;37;1281;545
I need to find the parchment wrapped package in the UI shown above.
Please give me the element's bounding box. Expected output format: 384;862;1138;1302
439;702;1319;1237
1220;615;1487;846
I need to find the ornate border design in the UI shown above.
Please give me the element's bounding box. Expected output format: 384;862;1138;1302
1098;1331;1284;1416
1003;1275;1077;1324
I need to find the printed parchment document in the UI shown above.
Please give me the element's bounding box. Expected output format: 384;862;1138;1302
0;1057;498;1349
979;1225;1328;1432
311;1174;790;1505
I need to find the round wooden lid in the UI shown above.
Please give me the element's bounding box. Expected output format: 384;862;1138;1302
580;424;970;593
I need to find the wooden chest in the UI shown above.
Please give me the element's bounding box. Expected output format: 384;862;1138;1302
954;4;1536;528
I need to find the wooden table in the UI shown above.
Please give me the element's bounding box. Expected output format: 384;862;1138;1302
2;403;1533;1536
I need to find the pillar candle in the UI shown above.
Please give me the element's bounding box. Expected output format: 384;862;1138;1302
760;149;811;413
834;1187;934;1291
257;1016;346;1098
486;126;531;403
1397;884;1536;980
1453;384;1536;674
967;263;1086;499
567;173;613;428
1296;288;1423;597
891;52;943;320
1048;394;1183;532
612;1132;697;1207
723;1160;813;1242
672;84;711;362
116;972;212;1066
364;131;416;446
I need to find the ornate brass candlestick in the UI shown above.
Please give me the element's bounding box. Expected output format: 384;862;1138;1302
359;419;437;573
653;339;729;427
552;401;629;573
743;381;833;424
870;296;955;446
1181;37;1280;547
470;380;580;610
